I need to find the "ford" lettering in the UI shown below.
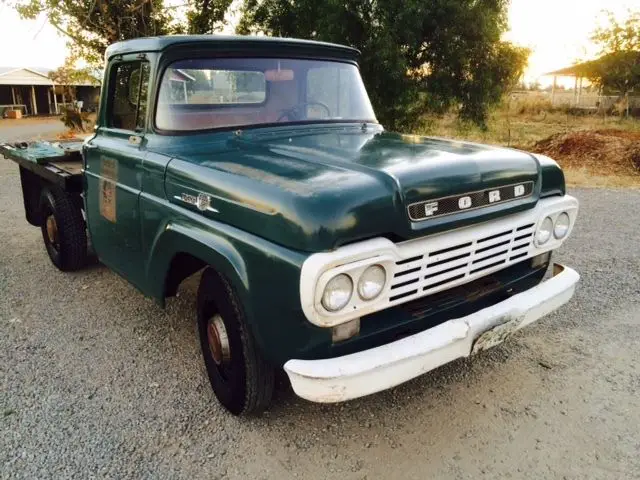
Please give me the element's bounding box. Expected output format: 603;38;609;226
458;196;472;209
424;202;439;216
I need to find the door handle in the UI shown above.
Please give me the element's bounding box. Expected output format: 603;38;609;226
128;135;143;146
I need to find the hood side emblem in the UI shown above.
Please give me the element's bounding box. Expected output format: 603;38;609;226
174;192;219;213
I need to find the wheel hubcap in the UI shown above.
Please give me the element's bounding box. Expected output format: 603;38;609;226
45;215;59;246
207;314;231;366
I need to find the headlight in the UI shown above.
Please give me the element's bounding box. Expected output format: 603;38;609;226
554;212;570;239
536;216;553;245
357;265;386;300
321;274;353;312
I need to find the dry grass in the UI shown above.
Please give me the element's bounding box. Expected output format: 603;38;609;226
416;108;640;187
563;168;640;189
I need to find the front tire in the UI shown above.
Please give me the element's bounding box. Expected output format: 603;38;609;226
39;187;87;271
197;267;275;415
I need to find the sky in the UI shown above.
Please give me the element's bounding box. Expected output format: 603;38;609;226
0;0;638;85
505;0;639;85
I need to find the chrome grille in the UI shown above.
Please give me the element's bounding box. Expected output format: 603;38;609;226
388;222;536;304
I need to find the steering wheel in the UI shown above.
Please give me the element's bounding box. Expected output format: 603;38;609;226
277;101;331;122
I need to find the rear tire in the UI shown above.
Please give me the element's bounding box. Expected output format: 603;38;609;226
197;267;275;415
39;187;87;271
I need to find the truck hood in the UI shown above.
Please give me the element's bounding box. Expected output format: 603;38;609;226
163;124;561;252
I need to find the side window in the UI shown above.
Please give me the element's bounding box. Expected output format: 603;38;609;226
108;62;150;131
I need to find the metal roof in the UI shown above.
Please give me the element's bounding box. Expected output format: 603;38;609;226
0;66;50;76
0;67;50;78
543;53;624;77
0;67;100;86
0;67;53;86
105;35;360;60
544;60;599;77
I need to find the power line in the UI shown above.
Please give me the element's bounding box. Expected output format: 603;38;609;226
33;16;48;40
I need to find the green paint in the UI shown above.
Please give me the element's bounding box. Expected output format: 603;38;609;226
76;36;566;365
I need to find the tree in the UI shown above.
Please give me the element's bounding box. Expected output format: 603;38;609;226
186;0;234;34
47;59;99;130
15;0;174;66
238;0;529;129
584;11;640;97
48;60;100;104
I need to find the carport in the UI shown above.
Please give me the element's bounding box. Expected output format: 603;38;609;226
0;67;101;117
0;67;56;116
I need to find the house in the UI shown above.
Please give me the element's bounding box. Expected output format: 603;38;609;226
0;67;101;117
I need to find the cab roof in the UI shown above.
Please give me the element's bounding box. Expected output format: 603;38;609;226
106;35;360;61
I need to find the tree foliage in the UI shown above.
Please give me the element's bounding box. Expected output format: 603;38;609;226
16;0;173;65
48;59;99;99
237;0;529;129
583;11;640;96
15;0;530;129
186;0;234;34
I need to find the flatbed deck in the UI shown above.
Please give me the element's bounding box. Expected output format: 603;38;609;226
0;140;84;192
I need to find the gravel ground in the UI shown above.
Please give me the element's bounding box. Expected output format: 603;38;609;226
1;127;640;478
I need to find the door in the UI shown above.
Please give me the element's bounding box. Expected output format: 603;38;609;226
84;58;150;288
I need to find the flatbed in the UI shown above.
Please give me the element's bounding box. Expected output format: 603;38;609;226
0;140;84;192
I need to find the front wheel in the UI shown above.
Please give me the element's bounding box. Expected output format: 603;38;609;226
39;187;87;271
197;267;275;415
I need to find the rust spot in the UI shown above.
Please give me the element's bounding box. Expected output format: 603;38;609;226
553;263;564;277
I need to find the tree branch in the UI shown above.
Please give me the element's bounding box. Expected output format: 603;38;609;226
49;18;91;48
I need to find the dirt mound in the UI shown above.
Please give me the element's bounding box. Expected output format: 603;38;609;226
529;129;640;176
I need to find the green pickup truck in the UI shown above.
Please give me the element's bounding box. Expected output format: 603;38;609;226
1;35;579;415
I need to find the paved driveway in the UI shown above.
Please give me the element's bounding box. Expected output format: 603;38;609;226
0;118;68;143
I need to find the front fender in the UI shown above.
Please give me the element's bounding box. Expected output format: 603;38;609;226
146;220;249;300
142;201;322;365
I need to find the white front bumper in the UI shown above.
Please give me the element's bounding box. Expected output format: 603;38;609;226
284;264;579;403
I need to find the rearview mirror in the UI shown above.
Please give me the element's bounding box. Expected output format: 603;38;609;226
265;69;294;82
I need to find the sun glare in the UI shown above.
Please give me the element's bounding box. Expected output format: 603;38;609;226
505;0;639;87
0;0;637;90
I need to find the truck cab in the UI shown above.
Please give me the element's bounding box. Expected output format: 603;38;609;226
2;36;579;415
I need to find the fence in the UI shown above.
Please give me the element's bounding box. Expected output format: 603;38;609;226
510;91;640;112
550;93;639;110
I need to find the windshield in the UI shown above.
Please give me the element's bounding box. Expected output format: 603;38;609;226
155;58;377;131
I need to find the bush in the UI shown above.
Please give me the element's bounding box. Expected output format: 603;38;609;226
60;108;90;132
509;96;553;115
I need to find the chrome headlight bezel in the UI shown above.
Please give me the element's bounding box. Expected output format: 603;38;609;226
311;254;395;324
